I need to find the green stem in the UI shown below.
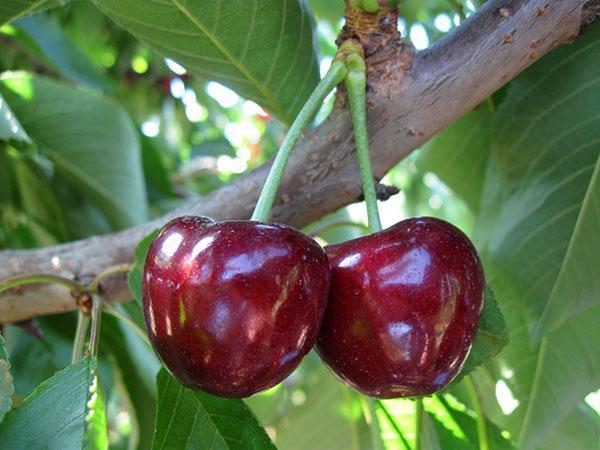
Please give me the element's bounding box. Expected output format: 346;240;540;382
88;263;133;292
71;311;91;364
0;274;83;295
345;53;382;233
376;400;411;450
414;399;423;450
465;376;490;450
360;397;384;450
89;295;103;358
308;220;370;237
103;303;151;347
251;60;347;222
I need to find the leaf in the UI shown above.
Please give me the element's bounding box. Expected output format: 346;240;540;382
252;359;373;450
128;229;159;307
153;369;275;450
0;73;148;229
0;334;13;422
94;0;320;124
0;356;108;449
0;0;70;26
474;21;600;450
0;92;30;142
458;287;509;378
417;105;492;213
538;404;600;450
15;15;113;92
102;312;160;450
13;157;67;242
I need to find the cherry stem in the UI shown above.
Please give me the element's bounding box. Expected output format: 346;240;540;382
344;51;383;233
89;263;133;292
71;311;91;364
89;294;103;358
376;400;412;450
251;60;348;222
0;274;83;296
465;376;490;450
103;303;151;347
308;220;370;237
414;398;423;450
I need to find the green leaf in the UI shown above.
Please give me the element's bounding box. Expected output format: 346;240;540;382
458;287;509;377
102;312;160;450
94;0;320;124
474;21;600;449
153;369;275;450
417;105;492;213
251;360;373;450
0;0;70;26
13;157;67;243
128;229;159;307
0;92;30;142
0;73;148;229
0;356;108;449
538;404;600;450
0;334;13;422
15;15;113;92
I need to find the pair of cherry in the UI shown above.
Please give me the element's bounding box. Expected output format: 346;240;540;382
142;216;484;399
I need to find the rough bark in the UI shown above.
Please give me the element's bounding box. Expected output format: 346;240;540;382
0;0;596;323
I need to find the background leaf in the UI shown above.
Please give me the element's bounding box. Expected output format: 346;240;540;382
0;356;108;449
0;73;148;229
153;369;275;450
0;334;13;422
418;105;492;213
15;14;113;92
473;21;600;450
0;0;70;26
0;92;30;142
94;0;319;124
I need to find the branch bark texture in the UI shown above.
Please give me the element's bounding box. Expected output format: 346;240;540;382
0;0;596;323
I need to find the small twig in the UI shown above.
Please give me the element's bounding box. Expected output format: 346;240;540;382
0;274;83;295
71;311;91;363
89;295;103;358
89;263;133;293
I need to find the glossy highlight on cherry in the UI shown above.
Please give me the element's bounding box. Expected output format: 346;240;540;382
316;217;485;398
142;216;331;398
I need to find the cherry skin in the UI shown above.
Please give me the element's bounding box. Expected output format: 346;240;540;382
316;217;484;398
142;216;331;398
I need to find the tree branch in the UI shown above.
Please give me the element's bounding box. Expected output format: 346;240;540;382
0;0;596;323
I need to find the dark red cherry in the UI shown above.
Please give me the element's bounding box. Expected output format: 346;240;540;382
316;217;484;398
142;216;331;398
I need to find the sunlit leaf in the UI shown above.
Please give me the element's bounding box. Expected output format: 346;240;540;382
0;92;29;142
153;369;275;450
94;0;319;124
0;356;108;449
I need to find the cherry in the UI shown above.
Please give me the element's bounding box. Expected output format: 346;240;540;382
142;216;331;398
316;217;484;398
